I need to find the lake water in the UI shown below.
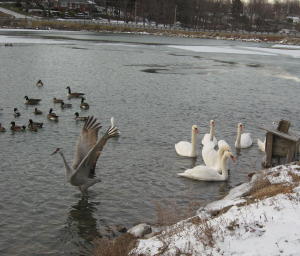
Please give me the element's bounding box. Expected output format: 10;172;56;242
0;29;300;255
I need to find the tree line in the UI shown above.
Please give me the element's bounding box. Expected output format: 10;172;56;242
96;0;300;32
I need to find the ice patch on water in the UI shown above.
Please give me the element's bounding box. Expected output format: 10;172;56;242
275;74;300;83
93;42;140;47
169;45;300;58
0;35;70;45
272;44;300;49
242;46;300;58
168;45;276;56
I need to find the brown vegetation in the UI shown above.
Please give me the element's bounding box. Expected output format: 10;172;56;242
93;234;137;256
0;11;12;18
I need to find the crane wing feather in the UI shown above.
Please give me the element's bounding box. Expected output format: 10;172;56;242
72;125;119;181
72;116;101;170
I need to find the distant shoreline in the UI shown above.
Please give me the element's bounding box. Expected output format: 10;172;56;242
1;18;300;45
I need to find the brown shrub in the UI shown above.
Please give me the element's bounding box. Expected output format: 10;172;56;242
288;171;300;183
93;233;137;256
248;176;294;201
194;219;216;248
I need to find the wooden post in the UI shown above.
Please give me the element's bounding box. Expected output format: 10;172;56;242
287;146;296;163
265;132;273;168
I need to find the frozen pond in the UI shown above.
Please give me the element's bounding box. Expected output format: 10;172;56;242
0;29;300;255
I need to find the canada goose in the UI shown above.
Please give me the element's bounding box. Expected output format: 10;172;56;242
66;86;85;98
28;119;43;128
33;108;43;115
27;124;38;132
24;96;41;105
0;123;6;132
53;97;64;104
47;108;59;121
10;122;26;132
36;80;44;87
13;108;21;117
74;112;88;121
61;101;72;109
80;98;89;110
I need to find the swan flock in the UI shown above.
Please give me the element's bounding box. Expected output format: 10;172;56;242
175;120;265;182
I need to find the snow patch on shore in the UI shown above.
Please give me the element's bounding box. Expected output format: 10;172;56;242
132;163;300;255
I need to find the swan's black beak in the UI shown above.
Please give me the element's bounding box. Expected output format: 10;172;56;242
51;148;60;155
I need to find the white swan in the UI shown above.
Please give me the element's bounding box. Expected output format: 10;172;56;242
218;139;230;149
235;123;253;149
178;147;235;181
257;138;265;152
202;120;217;147
257;122;277;152
202;141;231;171
175;125;199;157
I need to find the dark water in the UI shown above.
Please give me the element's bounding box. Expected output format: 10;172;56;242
0;29;300;255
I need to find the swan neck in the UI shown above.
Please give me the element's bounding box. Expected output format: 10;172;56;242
191;130;197;156
210;125;215;141
59;151;73;179
220;154;229;179
236;128;241;148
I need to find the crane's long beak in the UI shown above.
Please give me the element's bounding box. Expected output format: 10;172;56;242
51;148;60;155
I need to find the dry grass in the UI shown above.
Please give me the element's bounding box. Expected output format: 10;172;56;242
93;233;137;256
193;218;216;248
289;170;300;182
246;174;294;202
0;11;12;18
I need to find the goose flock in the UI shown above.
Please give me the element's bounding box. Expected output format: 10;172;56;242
0;80;121;195
175;120;263;182
0;80;117;132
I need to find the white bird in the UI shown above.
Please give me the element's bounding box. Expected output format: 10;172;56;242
257;138;265;152
218;139;230;149
202;141;231;171
178;146;235;181
235;123;253;149
257;122;277;152
175;125;199;157
202;120;217;147
110;117;120;136
51;116;119;194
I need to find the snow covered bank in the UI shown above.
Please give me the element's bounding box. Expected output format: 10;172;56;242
131;163;300;255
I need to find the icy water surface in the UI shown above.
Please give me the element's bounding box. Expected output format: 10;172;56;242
0;29;300;255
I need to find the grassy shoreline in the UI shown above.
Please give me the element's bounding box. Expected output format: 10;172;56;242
1;18;300;45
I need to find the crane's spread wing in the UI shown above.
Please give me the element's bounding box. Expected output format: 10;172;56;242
72;125;119;181
72;116;102;170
